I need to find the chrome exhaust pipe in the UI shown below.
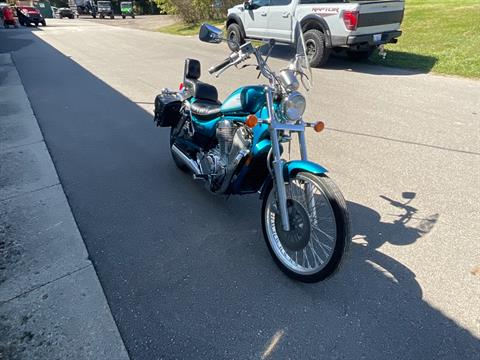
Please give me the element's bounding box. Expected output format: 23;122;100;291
171;145;201;175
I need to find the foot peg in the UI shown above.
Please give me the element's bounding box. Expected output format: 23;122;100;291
193;174;208;181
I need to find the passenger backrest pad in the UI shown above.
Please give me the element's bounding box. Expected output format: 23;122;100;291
184;58;201;80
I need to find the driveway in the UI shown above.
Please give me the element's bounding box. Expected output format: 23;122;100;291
1;20;479;359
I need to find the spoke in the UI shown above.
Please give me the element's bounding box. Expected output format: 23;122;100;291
302;248;310;269
309;241;324;266
312;224;335;242
312;232;332;258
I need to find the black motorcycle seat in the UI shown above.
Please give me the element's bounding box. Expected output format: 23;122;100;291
184;78;219;103
190;100;222;120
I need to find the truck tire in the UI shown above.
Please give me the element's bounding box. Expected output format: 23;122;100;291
227;23;244;52
347;47;375;62
110;15;114;19
304;29;330;68
122;15;125;19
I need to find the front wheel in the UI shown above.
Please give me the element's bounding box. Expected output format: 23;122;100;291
262;173;350;282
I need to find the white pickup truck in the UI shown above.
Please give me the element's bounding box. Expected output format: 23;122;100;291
226;0;404;67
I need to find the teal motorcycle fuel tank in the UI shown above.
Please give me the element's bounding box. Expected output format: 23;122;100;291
220;86;266;115
191;85;266;139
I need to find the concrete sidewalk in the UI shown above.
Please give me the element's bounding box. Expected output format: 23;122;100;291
0;54;129;359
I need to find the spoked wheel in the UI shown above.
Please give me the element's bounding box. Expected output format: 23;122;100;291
262;172;350;282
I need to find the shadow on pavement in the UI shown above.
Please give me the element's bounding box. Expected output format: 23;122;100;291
1;28;477;360
262;43;437;76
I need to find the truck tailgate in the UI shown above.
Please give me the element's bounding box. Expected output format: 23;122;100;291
355;0;404;34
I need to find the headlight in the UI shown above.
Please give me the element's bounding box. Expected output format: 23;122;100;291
281;91;306;122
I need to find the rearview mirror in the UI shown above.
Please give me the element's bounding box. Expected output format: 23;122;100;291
199;23;223;44
244;0;252;10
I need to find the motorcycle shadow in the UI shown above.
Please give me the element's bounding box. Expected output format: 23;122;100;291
165;176;478;357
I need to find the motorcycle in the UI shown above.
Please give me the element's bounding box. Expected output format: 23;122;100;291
153;23;350;282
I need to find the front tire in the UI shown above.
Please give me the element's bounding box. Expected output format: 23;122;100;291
303;29;331;68
227;23;244;52
262;173;350;282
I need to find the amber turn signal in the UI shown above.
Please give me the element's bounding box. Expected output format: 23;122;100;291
246;115;258;128
313;121;325;133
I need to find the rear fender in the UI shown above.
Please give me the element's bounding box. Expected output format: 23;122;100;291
259;160;328;199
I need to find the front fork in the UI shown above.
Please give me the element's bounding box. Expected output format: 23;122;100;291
266;89;317;232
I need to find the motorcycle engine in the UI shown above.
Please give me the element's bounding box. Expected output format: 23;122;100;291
198;120;252;192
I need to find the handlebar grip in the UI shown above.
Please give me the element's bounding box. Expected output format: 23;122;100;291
209;57;232;74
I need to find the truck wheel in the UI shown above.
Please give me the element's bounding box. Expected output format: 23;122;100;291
227;23;244;52
42;20;46;26
304;29;331;68
92;14;96;19
347;47;375;62
110;15;114;19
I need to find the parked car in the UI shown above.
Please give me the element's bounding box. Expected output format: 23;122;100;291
2;5;18;28
16;6;46;27
120;1;134;19
0;2;9;20
57;7;75;19
95;1;114;19
227;0;405;67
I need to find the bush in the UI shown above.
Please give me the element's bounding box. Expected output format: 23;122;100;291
156;0;240;23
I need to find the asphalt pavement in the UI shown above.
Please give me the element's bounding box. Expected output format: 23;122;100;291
0;53;129;359
1;20;479;359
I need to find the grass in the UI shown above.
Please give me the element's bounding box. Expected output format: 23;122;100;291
158;20;224;36
370;0;480;78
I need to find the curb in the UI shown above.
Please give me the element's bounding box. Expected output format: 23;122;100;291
0;53;130;360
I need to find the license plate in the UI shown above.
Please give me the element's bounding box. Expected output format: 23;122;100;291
373;34;382;42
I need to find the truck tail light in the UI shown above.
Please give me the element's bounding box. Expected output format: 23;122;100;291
343;11;359;31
